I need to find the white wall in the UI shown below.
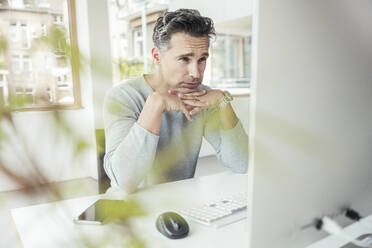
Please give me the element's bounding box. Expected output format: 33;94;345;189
86;0;114;129
0;0;98;192
169;0;252;24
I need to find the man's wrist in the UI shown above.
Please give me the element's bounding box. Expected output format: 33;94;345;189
147;92;165;113
218;90;233;109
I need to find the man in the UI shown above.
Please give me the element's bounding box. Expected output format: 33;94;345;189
103;9;248;193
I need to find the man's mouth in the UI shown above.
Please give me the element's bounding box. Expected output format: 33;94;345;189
181;82;201;89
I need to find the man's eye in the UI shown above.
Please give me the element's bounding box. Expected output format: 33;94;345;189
198;57;207;63
180;57;189;62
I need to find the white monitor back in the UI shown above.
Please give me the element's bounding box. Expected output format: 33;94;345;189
248;0;372;247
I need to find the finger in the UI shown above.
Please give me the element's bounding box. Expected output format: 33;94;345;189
183;90;207;97
178;94;196;100
181;105;193;121
183;99;208;107
184;104;195;111
175;87;198;94
190;107;201;115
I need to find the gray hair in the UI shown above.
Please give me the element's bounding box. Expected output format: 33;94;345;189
152;9;215;51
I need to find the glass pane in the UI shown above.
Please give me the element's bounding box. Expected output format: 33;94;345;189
210;34;250;88
0;0;79;109
107;0;170;84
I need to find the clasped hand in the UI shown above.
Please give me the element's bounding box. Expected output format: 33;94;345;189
168;85;224;118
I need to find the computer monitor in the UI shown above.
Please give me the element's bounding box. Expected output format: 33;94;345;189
248;0;372;247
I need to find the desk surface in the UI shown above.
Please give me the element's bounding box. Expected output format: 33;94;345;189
11;172;249;248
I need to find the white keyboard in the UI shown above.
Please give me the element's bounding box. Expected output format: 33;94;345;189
179;193;248;227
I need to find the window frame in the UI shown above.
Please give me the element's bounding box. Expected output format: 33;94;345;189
10;0;82;112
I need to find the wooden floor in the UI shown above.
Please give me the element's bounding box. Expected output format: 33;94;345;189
0;155;226;248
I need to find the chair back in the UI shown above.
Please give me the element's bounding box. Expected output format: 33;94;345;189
95;129;110;193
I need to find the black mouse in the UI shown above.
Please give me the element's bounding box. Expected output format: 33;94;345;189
155;212;189;239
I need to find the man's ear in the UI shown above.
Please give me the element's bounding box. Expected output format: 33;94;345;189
152;47;161;64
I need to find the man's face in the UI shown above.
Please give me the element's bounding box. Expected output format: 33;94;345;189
156;32;209;89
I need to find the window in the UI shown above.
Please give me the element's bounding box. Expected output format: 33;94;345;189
133;29;143;57
11;55;21;74
107;0;165;83
11;54;33;80
53;15;63;25
1;0;81;110
43;53;52;69
20;23;31;49
9;22;18;42
9;0;24;8
56;70;71;90
22;55;33;81
41;24;47;36
210;34;251;88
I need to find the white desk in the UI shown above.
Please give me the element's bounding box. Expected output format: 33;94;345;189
11;172;249;248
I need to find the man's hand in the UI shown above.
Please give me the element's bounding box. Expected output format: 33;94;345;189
179;89;224;115
168;86;208;113
151;92;193;121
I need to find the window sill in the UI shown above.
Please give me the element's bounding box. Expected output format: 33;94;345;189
10;104;83;112
223;88;250;97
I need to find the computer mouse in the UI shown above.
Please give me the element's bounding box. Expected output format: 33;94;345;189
155;211;189;239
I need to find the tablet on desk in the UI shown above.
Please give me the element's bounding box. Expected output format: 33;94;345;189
73;199;127;225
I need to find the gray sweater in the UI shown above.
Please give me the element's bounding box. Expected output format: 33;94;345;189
103;76;248;193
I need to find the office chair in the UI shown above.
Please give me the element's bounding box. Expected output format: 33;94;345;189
95;129;110;194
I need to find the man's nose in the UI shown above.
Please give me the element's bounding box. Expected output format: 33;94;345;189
188;63;201;80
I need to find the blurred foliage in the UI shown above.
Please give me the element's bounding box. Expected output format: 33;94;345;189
0;18;146;248
96;199;146;224
33;24;87;74
0;33;7;69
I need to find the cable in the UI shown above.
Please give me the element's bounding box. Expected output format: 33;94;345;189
315;216;372;248
345;208;372;230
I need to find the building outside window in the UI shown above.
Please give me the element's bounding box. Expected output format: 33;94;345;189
0;0;81;110
107;0;168;83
